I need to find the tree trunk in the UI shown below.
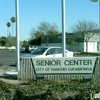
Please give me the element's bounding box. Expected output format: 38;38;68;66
7;28;9;37
86;41;88;52
12;24;13;37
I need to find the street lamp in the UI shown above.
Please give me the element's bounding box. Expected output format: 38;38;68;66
15;0;20;71
91;0;100;78
62;0;66;57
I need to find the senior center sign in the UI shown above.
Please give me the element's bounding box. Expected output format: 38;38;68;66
31;57;98;74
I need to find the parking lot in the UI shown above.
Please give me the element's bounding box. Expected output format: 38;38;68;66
0;51;97;66
0;51;26;66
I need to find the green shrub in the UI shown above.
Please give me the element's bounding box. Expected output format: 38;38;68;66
80;52;99;56
0;78;100;100
0;62;3;66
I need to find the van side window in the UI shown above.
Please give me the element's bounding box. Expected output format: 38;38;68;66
55;48;62;54
47;48;55;55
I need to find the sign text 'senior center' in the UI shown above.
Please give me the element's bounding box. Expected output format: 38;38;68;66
36;59;92;66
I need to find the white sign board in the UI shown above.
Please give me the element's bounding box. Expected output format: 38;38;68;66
31;57;97;74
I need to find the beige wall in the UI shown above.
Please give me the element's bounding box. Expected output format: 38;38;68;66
88;33;99;42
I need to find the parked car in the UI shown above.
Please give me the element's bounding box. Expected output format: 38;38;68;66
24;45;38;53
6;46;16;50
20;46;25;53
20;46;74;59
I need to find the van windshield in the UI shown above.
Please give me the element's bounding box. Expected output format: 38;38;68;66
31;48;48;54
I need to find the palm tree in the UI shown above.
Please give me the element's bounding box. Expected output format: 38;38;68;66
11;17;15;37
6;22;11;37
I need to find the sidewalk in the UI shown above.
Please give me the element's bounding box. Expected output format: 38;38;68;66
0;65;24;85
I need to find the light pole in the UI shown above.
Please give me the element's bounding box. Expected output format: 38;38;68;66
62;0;66;57
15;0;20;72
91;0;100;78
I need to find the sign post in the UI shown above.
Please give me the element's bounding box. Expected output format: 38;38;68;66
91;0;100;78
15;0;20;71
62;0;66;57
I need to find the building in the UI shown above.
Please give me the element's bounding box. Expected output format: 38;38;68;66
41;30;99;52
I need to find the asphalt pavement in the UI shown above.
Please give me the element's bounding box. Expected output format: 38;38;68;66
0;51;97;66
0;51;26;66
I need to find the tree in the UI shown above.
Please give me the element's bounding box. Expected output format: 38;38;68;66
71;20;98;52
6;22;11;37
37;21;59;46
67;38;77;51
38;21;59;36
30;28;44;39
21;40;29;47
29;28;44;45
11;17;15;37
29;22;59;46
29;38;41;45
34;31;44;39
30;28;36;39
0;37;7;46
7;36;16;46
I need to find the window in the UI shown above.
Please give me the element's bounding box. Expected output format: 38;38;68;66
47;48;55;54
31;48;47;54
55;48;62;54
97;41;99;51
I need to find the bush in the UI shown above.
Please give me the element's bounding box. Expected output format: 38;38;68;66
0;78;100;100
80;52;99;56
0;62;3;66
